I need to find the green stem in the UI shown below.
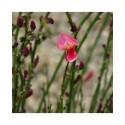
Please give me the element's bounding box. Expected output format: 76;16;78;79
102;74;113;101
102;92;113;112
74;12;92;38
67;61;76;113
66;12;74;27
14;12;22;41
39;12;50;32
81;13;109;75
61;62;69;96
77;12;103;52
45;12;50;18
89;25;113;113
14;26;20;41
12;74;18;112
64;13;103;92
37;53;64;112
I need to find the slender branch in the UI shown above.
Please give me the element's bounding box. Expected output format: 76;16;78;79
66;12;74;27
37;53;64;112
89;25;113;113
77;12;103;52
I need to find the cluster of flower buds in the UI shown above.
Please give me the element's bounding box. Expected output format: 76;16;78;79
75;61;84;70
17;15;37;32
39;15;54;24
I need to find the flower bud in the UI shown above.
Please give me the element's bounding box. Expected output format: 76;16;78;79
74;75;81;84
70;23;78;32
34;56;39;67
79;61;84;70
17;16;23;27
47;17;54;24
26;88;33;98
30;20;36;31
24;70;28;80
22;46;29;57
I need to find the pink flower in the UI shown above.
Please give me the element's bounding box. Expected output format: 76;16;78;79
57;33;79;62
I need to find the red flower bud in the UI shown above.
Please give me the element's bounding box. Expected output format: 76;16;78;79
71;23;78;32
22;46;29;57
30;20;36;31
26;88;33;98
47;17;54;24
24;70;28;79
74;75;81;84
17;16;23;27
34;56;39;67
79;61;84;70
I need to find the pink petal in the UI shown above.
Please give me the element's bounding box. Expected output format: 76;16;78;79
57;33;79;50
83;71;94;82
65;47;78;62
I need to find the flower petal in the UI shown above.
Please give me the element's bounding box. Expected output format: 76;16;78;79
62;33;79;45
57;33;79;50
65;47;78;62
57;33;68;50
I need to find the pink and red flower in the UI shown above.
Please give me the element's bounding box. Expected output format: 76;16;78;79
57;33;79;62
